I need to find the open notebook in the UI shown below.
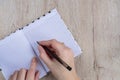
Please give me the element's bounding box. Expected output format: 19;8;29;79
0;9;82;80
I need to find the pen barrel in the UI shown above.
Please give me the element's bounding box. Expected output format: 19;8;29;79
52;53;72;71
39;44;72;71
43;46;72;71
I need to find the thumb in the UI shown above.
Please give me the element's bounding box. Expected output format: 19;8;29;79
38;45;54;67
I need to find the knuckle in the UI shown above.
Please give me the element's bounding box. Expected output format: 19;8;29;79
29;68;34;73
63;48;69;53
67;48;74;55
60;42;64;46
14;70;18;74
66;47;71;50
20;68;26;73
67;47;72;51
51;39;59;47
63;47;72;53
51;39;57;43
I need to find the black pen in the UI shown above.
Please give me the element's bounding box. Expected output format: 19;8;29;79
37;41;72;71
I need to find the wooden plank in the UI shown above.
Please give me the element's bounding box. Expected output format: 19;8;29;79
93;0;120;80
0;0;120;80
0;0;55;39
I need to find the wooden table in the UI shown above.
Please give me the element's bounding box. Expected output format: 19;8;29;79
0;0;120;80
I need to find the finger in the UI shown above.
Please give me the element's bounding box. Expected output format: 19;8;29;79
38;45;53;66
26;57;37;80
35;71;40;80
11;71;18;80
17;69;26;80
9;71;18;80
38;41;56;55
9;75;13;80
40;39;65;52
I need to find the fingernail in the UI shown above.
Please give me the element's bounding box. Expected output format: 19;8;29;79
15;70;18;72
37;41;40;45
14;70;18;74
39;52;43;58
32;57;36;63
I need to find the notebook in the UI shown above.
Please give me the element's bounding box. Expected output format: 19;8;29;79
0;9;82;80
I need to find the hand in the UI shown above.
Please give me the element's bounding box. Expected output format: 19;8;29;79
38;39;80;80
9;57;40;80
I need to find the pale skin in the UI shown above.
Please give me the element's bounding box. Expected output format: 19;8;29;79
9;39;80;80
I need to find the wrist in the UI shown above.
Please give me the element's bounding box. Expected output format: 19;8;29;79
73;72;80;80
57;71;80;80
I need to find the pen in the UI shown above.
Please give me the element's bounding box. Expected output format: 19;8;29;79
37;41;72;71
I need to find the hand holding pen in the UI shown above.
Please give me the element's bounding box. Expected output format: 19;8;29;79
9;39;80;80
38;39;79;80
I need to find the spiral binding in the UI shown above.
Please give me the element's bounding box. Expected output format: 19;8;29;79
25;10;51;27
3;9;79;48
1;9;81;56
4;10;51;39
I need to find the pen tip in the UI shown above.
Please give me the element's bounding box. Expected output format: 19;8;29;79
36;41;39;44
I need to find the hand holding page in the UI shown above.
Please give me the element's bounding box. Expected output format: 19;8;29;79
0;30;47;80
0;9;82;80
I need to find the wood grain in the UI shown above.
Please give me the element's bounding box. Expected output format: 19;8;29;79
0;0;120;80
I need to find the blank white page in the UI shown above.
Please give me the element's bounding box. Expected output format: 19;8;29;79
23;9;82;72
0;30;47;80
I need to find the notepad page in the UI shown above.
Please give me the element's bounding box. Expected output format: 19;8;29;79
23;9;82;72
0;30;47;80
